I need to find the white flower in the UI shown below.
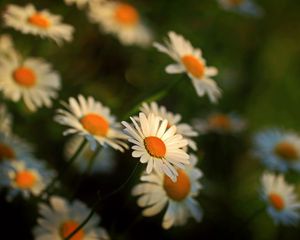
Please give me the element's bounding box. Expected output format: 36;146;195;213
154;31;221;103
132;154;203;229
122;112;189;182
64;136;116;174
254;129;300;172
0;104;13;135
0;53;61;112
140;101;198;150
261;172;300;225
88;0;152;47
64;0;90;9
218;0;263;17
55;95;128;152
3;4;74;45
193;112;246;134
33;196;110;240
0;34;19;60
0;159;55;201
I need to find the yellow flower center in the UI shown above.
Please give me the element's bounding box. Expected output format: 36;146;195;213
15;170;36;189
208;114;231;130
274;141;298;161
80;113;109;137
268;193;285;211
13;67;37;87
144;136;166;158
163;170;191;201
181;55;205;79
60;220;84;240
0;143;15;161
114;4;139;26
27;13;50;28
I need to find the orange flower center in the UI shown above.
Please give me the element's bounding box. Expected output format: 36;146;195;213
60;220;84;240
15;170;36;189
208;114;231;130
0;143;15;161
274;141;298;161
181;55;205;79
80;113;109;137
163;170;191;201
115;4;139;26
13;67;36;87
27;13;50;28
268;193;285;211
144;136;166;158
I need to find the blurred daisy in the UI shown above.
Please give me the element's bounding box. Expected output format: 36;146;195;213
254;129;300;172
154;31;221;103
132;154;203;229
261;172;300;225
140;101;198;151
193;112;246;134
122;112;189;182
33;196;110;240
88;0;152;47
0;104;13;135
0;159;55;201
64;136;116;174
3;4;74;45
0;133;33;162
0;53;61;112
218;0;263;17
64;0;89;9
0;34;18;60
55;95;128;152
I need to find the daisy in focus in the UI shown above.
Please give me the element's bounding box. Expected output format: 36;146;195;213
0;159;55;201
254;129;300;172
193;112;246;134
218;0;263;17
261;172;300;225
0;133;33;162
0;104;13;135
55;95;128;152
154;31;221;103
140;101;198;151
88;0;152;47
33;196;110;240
64;0;89;9
132;154;203;229
3;4;74;45
122;112;189;182
64;136;116;174
0;52;61;111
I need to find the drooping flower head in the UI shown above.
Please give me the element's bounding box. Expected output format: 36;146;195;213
154;31;221;103
261;172;300;225
132;154;203;229
88;0;152;47
122;112;189;182
0;104;13;135
55;95;128;152
33;196;110;240
0;34;19;60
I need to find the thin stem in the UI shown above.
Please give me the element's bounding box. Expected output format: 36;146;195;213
87;145;102;174
39;138;87;199
64;162;140;240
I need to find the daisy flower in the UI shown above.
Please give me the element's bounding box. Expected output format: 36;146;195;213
122;112;189;182
0;104;13;135
0;34;18;60
153;31;221;103
0;133;33;162
64;136;116;174
0;53;61;112
88;0;152;47
64;0;90;9
218;0;263;17
0;159;55;201
33;196;110;240
261;172;300;225
55;95;128;152
254;129;300;172
193;112;246;134
132;154;203;229
140;101;198;151
3;4;74;45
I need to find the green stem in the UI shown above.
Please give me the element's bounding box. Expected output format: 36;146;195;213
87;145;102;174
